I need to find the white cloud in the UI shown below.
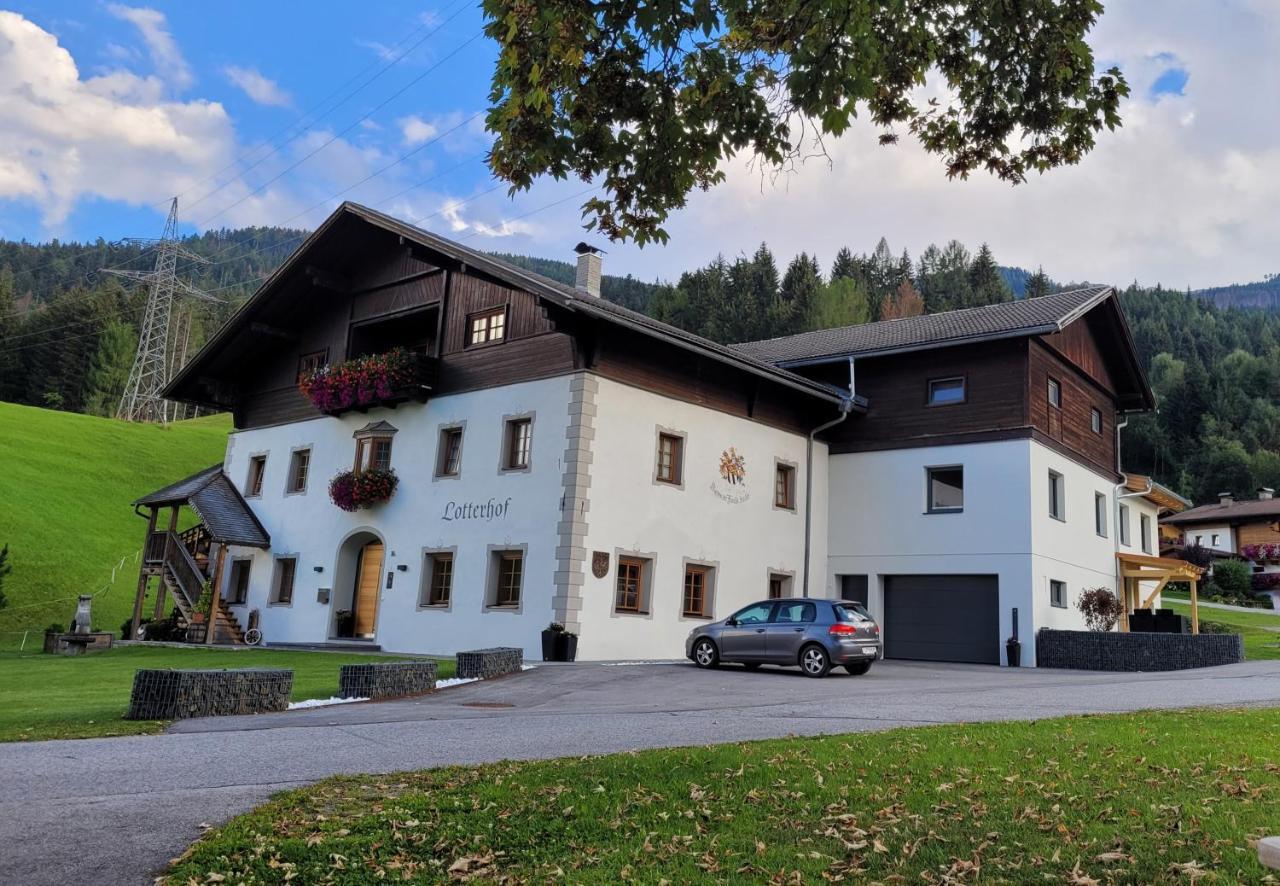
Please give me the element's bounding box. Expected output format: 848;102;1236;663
105;4;192;90
0;11;230;225
223;66;292;108
398;114;439;146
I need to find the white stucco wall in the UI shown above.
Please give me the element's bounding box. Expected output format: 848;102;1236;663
219;375;573;657
574;375;828;661
1182;524;1233;552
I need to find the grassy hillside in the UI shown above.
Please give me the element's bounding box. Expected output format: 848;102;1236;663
0;403;229;646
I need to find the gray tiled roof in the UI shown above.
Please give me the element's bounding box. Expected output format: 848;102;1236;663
1164;498;1280;526
134;465;271;548
731;286;1114;365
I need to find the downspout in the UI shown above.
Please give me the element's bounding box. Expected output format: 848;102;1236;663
1112;413;1156;621
802;357;856;597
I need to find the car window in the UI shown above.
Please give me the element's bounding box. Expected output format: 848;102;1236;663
774;602;816;624
731;603;774;625
835;603;871;622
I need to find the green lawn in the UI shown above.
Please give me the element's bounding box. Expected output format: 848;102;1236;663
0;402;230;645
0;645;453;742
165;707;1280;884
1167;600;1280;660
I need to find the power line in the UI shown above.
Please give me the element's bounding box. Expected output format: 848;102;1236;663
193;27;484;229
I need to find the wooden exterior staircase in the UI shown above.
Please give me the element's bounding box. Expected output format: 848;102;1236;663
144;524;246;645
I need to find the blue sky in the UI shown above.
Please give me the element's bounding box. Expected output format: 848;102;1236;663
1;2;1278;290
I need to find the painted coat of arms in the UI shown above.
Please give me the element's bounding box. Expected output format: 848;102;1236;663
711;447;749;503
591;551;610;579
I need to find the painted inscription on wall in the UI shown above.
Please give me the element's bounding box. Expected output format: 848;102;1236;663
442;497;513;522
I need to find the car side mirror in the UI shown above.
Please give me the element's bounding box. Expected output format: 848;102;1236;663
725;618;738;627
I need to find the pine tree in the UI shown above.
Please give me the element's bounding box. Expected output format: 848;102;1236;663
968;243;1012;306
869;237;897;297
0;266;19;402
807;276;872;330
1025;265;1052;299
83;318;137;416
830;247;858;281
780;253;822;335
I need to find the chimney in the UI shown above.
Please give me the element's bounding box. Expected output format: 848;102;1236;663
1219;492;1235;506
574;242;603;298
1259;488;1275;501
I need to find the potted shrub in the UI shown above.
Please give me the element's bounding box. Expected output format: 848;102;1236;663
329;468;399;511
555;626;579;662
541;622;564;661
1005;634;1021;667
298;348;417;414
334;609;355;638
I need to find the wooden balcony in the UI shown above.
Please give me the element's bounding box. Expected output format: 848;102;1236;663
316;353;439;417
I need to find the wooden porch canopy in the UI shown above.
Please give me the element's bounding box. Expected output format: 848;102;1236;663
1116;552;1205;634
133;464;271;548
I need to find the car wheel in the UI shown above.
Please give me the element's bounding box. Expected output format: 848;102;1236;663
799;644;830;678
692;638;719;669
742;662;761;671
844;661;872;676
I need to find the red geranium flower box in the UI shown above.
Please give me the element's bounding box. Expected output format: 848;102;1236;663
299;348;434;416
329;468;398;511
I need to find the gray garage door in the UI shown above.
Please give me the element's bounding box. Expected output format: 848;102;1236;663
883;575;999;665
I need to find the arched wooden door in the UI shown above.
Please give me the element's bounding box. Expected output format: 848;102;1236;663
353;541;384;638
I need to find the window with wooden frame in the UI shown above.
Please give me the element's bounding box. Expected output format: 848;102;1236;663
1047;377;1062;409
491;550;523;607
296;349;328;383
354;436;393;472
420;552;453;607
615;557;647;613
774;462;796;510
437;427;463;477
246;455;267;497
467;307;506;346
503;418;532;471
1090;407;1103;435
227;559;251;605
287;448;311;493
682;565;712;618
272;557;297;605
655;432;683;485
927;376;966;406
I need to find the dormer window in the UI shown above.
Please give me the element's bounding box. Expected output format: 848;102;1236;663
353;421;397;472
468;308;506;346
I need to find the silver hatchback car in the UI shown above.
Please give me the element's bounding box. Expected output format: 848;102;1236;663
685;598;881;678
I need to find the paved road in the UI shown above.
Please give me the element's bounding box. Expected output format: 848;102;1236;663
4;658;1280;885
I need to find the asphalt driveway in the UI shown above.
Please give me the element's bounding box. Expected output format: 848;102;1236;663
3;658;1280;885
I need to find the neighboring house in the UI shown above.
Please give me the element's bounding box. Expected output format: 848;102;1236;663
1162;490;1280;556
1120;474;1191;552
132;202;1163;666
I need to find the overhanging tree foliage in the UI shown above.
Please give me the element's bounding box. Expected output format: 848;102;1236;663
483;0;1128;243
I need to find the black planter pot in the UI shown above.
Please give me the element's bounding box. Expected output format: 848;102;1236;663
1005;640;1022;667
555;632;579;662
541;629;560;661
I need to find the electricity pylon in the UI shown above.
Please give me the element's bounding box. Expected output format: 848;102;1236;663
104;198;220;423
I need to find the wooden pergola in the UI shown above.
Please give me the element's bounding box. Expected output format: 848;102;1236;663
1116;552;1205;633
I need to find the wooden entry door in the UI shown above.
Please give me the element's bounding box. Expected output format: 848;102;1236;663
353;541;384;638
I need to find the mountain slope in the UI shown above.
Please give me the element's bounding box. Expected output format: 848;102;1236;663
0;404;230;645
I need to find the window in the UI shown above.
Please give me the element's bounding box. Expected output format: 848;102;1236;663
775;601;816;623
1141;514;1153;553
421;552;453;607
1095;492;1108;537
730;602;774;625
615;557;646;613
1048;470;1065;521
774;462;796;510
1211;533;1221;548
437;427;463;477
504;418;532;471
1091;407;1103;435
1047;378;1061;408
927;466;964;513
682;565;711;618
491;550;523;607
768;573;793;599
246;455;266;497
227;559;251;605
272;557;297;605
297;349;328;383
1119;504;1131;546
927;376;966;406
1049;579;1067;608
655;432;683;485
467;307;506;346
1193;533;1203;546
355;436;393;472
287;448;311;493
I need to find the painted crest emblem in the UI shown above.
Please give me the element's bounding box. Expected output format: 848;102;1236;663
711;447;750;503
591;551;610;579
